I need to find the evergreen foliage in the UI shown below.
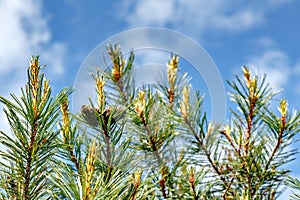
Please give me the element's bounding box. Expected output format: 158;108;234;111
0;45;300;199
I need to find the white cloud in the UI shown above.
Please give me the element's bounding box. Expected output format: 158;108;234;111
126;0;175;26
246;50;291;88
120;0;294;37
0;0;66;86
243;49;300;100
42;43;66;76
212;9;264;32
269;0;295;7
0;0;67;133
251;36;276;48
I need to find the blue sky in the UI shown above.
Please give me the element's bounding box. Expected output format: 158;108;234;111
1;0;300;198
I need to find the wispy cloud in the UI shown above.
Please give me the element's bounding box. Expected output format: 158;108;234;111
246;50;291;87
242;49;300;104
250;36;276;49
0;0;66;91
0;0;67;132
118;0;297;91
120;0;294;38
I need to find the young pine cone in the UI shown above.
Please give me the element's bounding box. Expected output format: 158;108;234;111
81;105;116;127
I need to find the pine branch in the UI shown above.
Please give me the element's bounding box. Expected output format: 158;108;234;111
0;56;72;199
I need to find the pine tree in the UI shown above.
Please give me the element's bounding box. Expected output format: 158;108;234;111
0;45;299;199
0;56;71;199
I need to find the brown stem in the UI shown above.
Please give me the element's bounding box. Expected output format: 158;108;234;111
117;80;128;103
99;111;112;169
243;94;257;197
68;146;80;172
220;130;241;157
104;126;113;182
140;115;167;198
190;174;198;200
265;117;285;171
245;96;255;155
23;118;38;199
184;118;228;188
223;178;234;200
140;116;163;165
168;89;174;105
130;183;139;200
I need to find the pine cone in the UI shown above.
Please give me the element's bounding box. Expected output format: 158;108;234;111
81;105;100;126
81;105;116;127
